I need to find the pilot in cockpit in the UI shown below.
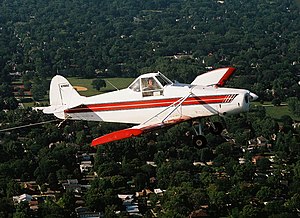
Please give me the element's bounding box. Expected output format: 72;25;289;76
129;73;168;97
142;78;160;96
144;78;155;90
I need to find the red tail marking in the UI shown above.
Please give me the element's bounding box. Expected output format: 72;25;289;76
217;67;236;87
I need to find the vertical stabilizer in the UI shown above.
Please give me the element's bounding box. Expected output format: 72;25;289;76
43;75;86;119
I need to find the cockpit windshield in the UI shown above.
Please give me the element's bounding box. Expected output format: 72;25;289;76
129;79;140;92
128;72;173;97
156;73;173;87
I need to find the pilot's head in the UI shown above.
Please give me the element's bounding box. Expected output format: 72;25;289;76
148;78;153;86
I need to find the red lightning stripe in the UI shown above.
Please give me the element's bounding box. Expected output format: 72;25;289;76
65;95;237;114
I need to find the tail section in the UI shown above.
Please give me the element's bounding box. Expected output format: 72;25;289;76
43;75;86;119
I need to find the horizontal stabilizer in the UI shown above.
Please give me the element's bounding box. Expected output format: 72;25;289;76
43;105;67;114
191;67;236;87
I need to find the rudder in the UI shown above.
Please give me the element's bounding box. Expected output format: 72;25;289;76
43;75;85;119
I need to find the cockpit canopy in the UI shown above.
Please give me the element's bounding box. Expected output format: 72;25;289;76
129;72;173;97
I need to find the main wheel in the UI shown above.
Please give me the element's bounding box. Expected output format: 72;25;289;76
209;122;224;135
193;135;207;149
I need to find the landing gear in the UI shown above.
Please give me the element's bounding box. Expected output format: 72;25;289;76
192;120;207;148
191;119;224;149
193;135;207;149
208;122;224;135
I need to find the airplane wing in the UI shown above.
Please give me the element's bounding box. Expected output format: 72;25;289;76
191;67;236;87
91;91;194;146
91;116;192;146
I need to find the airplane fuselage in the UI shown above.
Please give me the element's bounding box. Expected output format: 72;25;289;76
64;84;251;124
42;68;258;146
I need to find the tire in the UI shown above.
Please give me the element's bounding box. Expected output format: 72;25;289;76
193;135;207;149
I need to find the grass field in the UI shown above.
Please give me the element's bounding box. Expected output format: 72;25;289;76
22;77;134;107
67;77;135;96
253;102;300;121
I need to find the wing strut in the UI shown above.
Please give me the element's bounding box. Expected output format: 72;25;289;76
141;90;193;125
162;92;192;123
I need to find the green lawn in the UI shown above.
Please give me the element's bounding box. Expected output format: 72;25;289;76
253;102;299;121
23;77;134;108
67;77;134;96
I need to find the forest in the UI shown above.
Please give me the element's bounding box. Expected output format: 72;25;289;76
0;0;300;217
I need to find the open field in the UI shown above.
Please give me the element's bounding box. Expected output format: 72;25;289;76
22;77;134;107
253;102;300;121
67;77;135;96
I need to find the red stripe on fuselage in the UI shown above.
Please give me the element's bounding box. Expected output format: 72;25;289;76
64;95;236;113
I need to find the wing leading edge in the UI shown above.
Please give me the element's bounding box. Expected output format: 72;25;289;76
91;116;191;146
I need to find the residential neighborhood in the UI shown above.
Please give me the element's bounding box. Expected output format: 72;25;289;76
0;0;300;217
6;115;299;217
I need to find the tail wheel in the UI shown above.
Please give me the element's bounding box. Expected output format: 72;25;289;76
193;135;207;149
209;122;224;135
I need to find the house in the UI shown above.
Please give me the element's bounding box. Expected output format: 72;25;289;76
136;189;153;197
118;194;141;215
118;194;134;201
257;136;267;145
189;208;209;217
29;200;39;211
80;161;93;173
247;136;272;150
154;189;165;195
78;212;104;218
75;206;104;218
13;194;33;204
76;153;94;162
252;155;264;164
62;179;81;193
118;194;135;206
239;158;246;164
126;204;140;214
23;181;40;194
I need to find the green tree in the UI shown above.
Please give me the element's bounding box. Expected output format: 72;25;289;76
256;158;271;172
285;193;300;214
207;183;226;214
240;204;258;218
31;83;47;101
6;180;22;198
256;186;272;202
38;201;65;218
161;184;194;217
287;97;300;116
14;201;30;218
0;197;14;217
92;79;106;91
57;191;76;216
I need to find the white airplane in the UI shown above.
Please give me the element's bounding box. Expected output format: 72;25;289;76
42;67;258;147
